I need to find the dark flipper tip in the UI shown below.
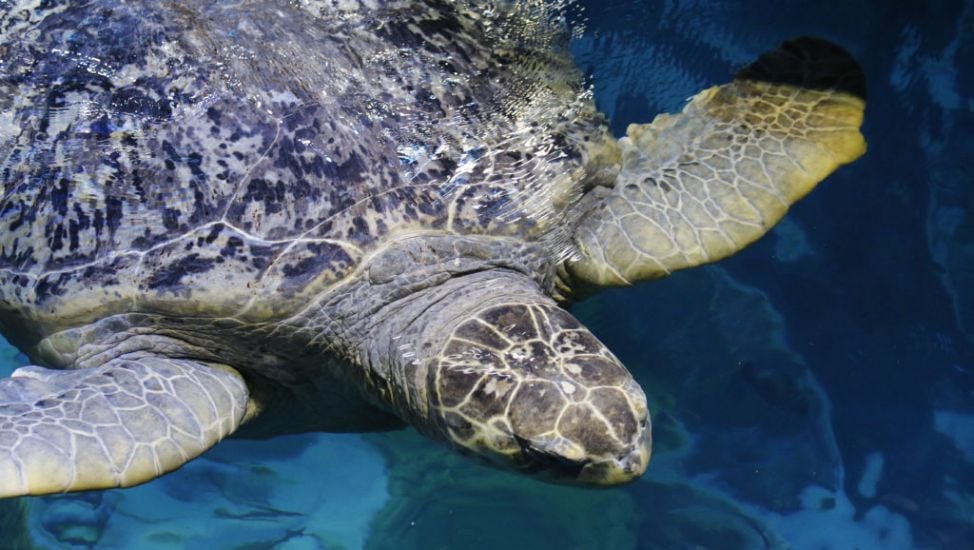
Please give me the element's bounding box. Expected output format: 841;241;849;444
736;36;867;100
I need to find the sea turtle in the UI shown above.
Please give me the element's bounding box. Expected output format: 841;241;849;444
0;0;865;497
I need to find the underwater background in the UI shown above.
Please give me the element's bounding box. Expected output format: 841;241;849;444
1;0;972;548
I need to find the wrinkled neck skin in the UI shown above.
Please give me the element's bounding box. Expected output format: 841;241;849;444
313;234;557;408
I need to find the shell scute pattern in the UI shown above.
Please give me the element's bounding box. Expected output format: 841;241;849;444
0;1;601;334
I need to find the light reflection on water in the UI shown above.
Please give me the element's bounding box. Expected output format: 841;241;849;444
2;0;973;548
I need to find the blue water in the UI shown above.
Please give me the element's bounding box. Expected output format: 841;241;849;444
2;0;973;548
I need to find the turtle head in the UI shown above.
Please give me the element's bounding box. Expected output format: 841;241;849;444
370;268;651;485
428;299;651;485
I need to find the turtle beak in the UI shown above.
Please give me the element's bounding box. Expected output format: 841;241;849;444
578;433;651;485
514;412;652;486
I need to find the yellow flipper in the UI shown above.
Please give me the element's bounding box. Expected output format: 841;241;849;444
569;37;866;286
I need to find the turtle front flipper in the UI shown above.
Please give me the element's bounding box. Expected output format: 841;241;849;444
0;356;250;497
568;37;866;287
